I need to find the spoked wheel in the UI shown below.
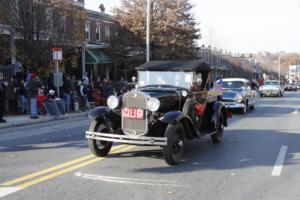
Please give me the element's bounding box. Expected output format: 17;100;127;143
163;123;185;166
88;119;113;157
211;115;224;144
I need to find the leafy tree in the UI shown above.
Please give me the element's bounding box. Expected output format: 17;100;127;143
112;0;200;62
0;0;85;70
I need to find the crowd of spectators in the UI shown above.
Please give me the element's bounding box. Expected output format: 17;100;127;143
0;72;134;122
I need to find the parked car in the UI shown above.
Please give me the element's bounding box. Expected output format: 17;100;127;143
219;78;257;114
259;80;284;97
86;60;230;165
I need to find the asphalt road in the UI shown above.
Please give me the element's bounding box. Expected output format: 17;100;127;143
1;92;300;200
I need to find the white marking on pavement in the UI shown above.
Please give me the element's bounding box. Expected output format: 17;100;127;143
0;187;22;198
272;145;288;176
75;172;185;187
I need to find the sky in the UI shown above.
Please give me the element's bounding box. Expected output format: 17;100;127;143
85;0;300;53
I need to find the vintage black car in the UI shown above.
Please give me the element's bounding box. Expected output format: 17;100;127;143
219;78;257;114
284;84;297;91
86;61;230;165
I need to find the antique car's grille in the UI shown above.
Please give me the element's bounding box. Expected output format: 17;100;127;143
122;91;148;136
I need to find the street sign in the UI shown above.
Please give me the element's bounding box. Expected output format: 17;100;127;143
54;72;63;87
52;48;63;62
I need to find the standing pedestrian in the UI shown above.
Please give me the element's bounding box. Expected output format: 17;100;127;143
82;71;89;83
63;75;72;113
18;79;27;114
116;77;127;95
78;80;87;110
102;79;113;100
6;77;17;113
28;73;39;119
80;80;89;110
0;80;7;123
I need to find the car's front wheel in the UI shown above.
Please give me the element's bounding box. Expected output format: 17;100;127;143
88;119;113;157
163;123;185;166
211;115;224;144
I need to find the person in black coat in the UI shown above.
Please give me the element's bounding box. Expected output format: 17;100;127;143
0;81;7;123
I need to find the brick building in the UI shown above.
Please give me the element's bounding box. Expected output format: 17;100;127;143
81;6;114;80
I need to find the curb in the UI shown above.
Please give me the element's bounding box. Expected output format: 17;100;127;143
0;112;88;129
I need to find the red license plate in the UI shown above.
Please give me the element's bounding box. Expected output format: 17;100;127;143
122;108;144;119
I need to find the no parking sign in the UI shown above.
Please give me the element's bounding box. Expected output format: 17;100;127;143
52;48;62;63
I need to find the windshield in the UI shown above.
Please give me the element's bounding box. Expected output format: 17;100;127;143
138;71;193;89
264;81;280;86
223;81;245;89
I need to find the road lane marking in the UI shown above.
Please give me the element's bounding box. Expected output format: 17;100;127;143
1;155;93;186
0;187;22;198
16;146;135;189
0;144;128;187
272;145;288;176
75;172;185;187
0;145;135;198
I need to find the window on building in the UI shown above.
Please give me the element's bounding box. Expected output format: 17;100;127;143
96;24;101;41
85;23;90;40
62;16;67;33
46;8;53;30
105;26;110;37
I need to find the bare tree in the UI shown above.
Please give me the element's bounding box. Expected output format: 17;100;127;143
112;0;200;62
0;0;85;70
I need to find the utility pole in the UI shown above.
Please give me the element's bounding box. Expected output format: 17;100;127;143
278;55;281;82
146;0;150;62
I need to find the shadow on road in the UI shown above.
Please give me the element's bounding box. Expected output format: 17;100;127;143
110;129;300;174
0;130;87;152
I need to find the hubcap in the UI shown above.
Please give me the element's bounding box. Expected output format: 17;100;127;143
173;134;183;155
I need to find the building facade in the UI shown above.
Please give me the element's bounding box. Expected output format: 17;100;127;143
81;7;114;80
0;0;116;81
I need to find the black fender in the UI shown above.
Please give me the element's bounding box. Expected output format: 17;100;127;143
212;101;228;127
160;111;198;139
88;106;121;127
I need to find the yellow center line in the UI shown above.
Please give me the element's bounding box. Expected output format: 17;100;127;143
0;144;128;187
16;146;135;189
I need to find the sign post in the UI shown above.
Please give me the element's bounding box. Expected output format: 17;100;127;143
52;48;63;97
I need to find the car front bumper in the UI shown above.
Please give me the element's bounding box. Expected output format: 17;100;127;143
260;90;280;96
86;131;167;146
224;102;245;110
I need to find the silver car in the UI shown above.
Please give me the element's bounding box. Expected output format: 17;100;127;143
259;80;284;97
220;78;257;114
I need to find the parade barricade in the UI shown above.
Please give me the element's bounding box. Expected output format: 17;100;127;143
43;99;66;117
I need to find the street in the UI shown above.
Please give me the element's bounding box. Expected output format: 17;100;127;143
1;92;300;200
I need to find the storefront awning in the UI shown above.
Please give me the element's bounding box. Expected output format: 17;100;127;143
85;49;112;65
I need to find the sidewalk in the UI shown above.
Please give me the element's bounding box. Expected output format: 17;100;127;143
0;112;88;129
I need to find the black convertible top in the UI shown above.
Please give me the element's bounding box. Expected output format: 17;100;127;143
136;60;212;72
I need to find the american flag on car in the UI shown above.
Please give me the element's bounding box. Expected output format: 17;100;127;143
215;79;223;92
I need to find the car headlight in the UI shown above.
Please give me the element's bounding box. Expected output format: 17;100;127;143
181;90;188;97
235;94;243;103
147;97;160;112
107;95;119;109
